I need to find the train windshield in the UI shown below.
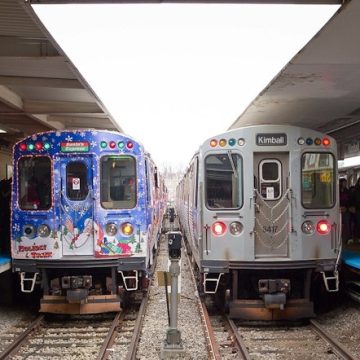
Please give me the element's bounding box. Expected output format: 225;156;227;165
205;153;243;209
100;155;136;209
18;156;51;210
301;153;335;208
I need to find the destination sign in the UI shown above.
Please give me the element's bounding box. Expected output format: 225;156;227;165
60;141;89;152
256;133;287;146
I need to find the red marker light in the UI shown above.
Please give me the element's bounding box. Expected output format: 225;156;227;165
317;220;331;235
323;138;330;146
35;142;43;150
109;141;116;149
19;143;27;151
127;141;134;149
211;221;227;236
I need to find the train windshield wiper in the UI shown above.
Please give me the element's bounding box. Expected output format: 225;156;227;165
227;150;238;178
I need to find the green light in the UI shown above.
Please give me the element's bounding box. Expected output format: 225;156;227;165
118;141;125;149
28;143;34;151
44;143;51;150
100;141;107;149
228;138;236;146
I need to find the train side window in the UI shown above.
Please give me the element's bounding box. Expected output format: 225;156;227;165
259;159;281;200
301;153;335;209
66;161;88;201
100;156;136;209
19;156;52;210
205;153;243;209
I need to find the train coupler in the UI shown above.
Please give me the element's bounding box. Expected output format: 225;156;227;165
258;279;290;310
321;270;339;292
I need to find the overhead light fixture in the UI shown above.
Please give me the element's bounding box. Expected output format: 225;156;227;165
0;128;7;133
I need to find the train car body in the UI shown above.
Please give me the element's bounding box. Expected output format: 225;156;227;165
177;125;341;320
11;130;166;314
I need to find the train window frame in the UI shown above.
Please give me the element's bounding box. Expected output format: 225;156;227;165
18;155;52;211
259;159;282;201
100;155;137;210
301;152;336;209
204;152;243;210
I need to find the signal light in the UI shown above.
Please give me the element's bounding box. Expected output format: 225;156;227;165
28;143;34;151
210;139;217;147
238;138;245;146
298;137;305;145
100;141;107;149
19;143;27;151
109;141;116;149
219;139;227;147
44;143;51;150
127;141;134;149
106;223;118;236
323;138;330;146
229;221;243;235
35;142;43;150
314;138;321;146
228;138;236;146
211;221;227;236
306;138;313;145
317;220;331;235
118;141;125;149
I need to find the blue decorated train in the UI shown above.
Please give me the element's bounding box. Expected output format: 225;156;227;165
11;130;166;313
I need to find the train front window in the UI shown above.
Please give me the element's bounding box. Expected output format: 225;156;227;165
205;153;243;209
101;156;136;209
19;157;51;210
301;153;335;209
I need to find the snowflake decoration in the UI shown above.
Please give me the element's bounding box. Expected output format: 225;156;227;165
90;141;97;147
80;131;86;137
13;223;20;232
65;135;73;142
91;130;98;136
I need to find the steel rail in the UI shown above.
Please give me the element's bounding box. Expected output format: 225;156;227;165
97;311;124;360
0;314;45;360
310;319;357;360
224;316;252;360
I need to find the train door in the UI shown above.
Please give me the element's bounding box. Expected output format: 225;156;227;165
254;153;290;258
56;156;94;256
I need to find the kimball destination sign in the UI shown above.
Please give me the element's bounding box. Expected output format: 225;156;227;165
256;133;287;146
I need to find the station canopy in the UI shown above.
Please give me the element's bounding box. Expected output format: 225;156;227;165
0;0;121;150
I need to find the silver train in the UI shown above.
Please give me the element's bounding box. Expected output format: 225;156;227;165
176;125;341;320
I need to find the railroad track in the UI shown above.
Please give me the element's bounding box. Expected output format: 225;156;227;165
0;296;148;360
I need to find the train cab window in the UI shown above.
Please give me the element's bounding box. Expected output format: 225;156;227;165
66;162;88;201
19;156;51;210
259;160;282;200
205;153;243;209
301;153;335;209
101;156;136;209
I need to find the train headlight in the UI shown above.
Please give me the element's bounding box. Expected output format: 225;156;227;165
38;224;50;237
121;222;134;236
317;220;331;235
23;224;35;238
229;221;243;235
301;221;315;235
211;221;227;236
106;223;118;236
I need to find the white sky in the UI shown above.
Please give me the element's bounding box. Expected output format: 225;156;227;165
34;3;339;171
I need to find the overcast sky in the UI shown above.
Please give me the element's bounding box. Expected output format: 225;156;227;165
34;3;339;171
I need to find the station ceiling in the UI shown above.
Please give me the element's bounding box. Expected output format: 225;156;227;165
0;0;121;150
229;0;360;159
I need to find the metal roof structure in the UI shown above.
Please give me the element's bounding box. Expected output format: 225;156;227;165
0;0;121;149
229;0;360;159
